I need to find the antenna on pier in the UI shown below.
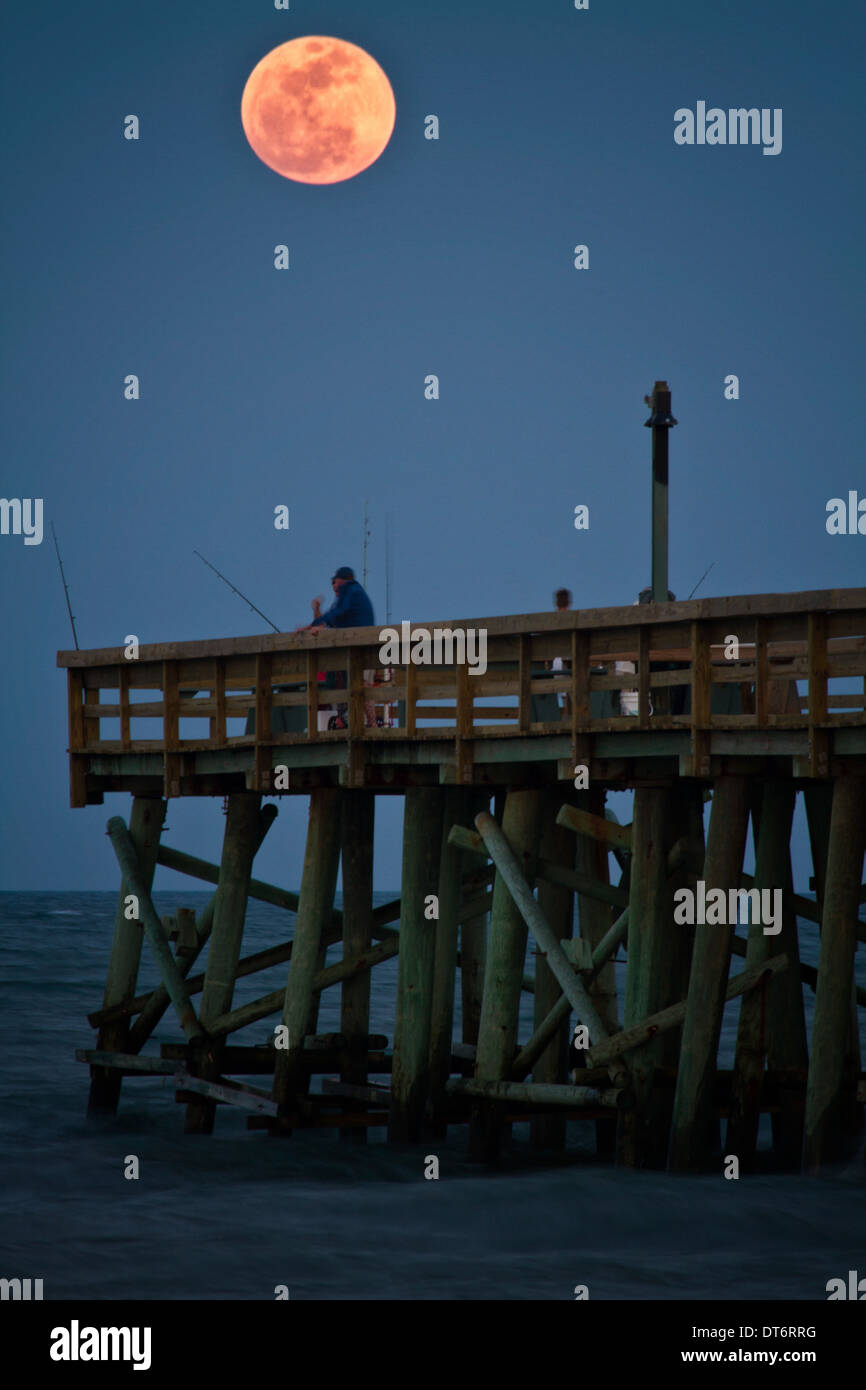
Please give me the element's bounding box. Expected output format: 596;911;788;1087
51;522;79;650
384;512;393;625
362;500;371;589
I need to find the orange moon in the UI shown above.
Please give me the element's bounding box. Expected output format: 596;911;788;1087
241;36;396;184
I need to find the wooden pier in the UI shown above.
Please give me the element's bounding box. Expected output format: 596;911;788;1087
60;585;866;1171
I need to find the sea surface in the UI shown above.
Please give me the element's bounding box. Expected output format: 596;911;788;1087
0;891;864;1301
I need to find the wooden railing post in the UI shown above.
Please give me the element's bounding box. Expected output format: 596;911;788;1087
162;660;180;798
682;619;710;778
754;616;768;727
404;660;417;735
305;650;319;736
68;668;87;807
456;661;473;784
119;666;131;751
254;651;273;791
807;611;829;778
570;629;591;774
637;625;651;728
518;634;531;733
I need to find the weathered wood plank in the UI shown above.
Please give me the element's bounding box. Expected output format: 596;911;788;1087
175;1069;278;1116
588;955;789;1068
448;1079;626;1109
556;804;633;852
78;1050;176;1075
322;1079;391;1105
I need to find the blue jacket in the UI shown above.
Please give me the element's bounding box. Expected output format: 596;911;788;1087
311;579;375;629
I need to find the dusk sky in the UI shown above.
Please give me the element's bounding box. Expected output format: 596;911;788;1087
2;0;863;890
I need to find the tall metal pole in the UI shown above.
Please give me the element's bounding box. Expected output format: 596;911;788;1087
644;381;677;604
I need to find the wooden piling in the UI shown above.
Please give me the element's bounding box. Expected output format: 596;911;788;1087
471;789;543;1161
460;792;490;1046
804;776;866;1170
389;787;444;1142
618;785;677;1168
571;787;618;1155
669;778;750;1170
88;794;166;1118
666;784;704;1007
272;788;342;1127
339;791;375;1142
726;783;805;1168
185;791;264;1134
531;790;576;1149
762;786;808;1168
805;784;864;1147
429;788;472;1135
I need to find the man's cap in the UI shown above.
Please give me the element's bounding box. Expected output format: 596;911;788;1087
332;566;355;581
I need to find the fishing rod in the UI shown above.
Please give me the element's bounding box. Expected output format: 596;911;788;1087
51;522;79;649
193;550;281;633
688;560;715;600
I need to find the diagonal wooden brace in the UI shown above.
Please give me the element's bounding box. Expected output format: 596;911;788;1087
105;817;207;1043
473;811;614;1053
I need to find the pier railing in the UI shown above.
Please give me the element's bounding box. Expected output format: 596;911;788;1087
58;587;866;802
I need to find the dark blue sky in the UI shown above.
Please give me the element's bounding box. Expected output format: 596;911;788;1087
2;0;864;889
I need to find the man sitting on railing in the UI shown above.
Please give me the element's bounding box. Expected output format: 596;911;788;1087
294;566;378;728
295;565;375;634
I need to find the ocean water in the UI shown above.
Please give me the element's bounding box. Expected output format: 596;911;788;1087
0;891;864;1301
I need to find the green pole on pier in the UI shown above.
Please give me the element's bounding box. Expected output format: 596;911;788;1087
645;380;677;604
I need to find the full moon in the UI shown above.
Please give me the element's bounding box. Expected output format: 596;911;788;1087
241;36;396;185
